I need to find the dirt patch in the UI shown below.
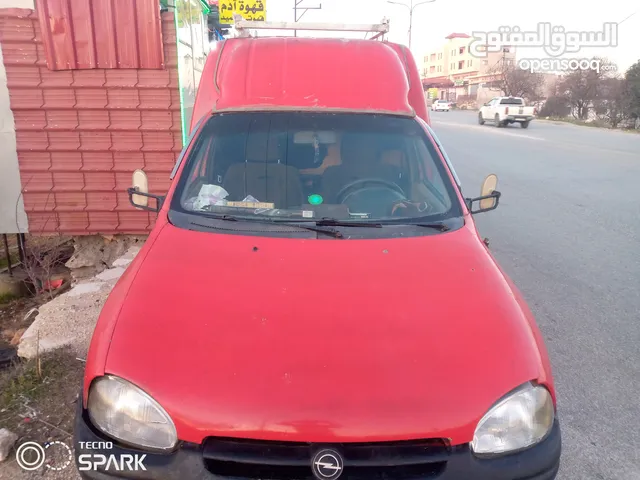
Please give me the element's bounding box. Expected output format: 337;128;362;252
0;349;83;479
1;297;46;348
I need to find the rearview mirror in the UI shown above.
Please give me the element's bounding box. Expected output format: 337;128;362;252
293;131;337;144
127;169;165;213
466;174;501;214
131;169;149;207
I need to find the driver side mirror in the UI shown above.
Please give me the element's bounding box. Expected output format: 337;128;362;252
466;174;501;214
127;169;165;213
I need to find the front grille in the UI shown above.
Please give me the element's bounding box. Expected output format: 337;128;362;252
202;437;450;480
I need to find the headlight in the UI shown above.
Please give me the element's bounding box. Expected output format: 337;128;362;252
471;383;554;456
88;376;178;451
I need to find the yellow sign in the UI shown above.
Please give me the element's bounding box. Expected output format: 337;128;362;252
427;88;438;99
220;0;267;23
226;201;275;209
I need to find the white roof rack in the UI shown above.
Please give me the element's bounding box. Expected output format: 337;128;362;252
233;14;390;39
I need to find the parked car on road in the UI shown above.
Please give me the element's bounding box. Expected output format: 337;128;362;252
431;99;451;111
479;96;536;128
75;20;561;480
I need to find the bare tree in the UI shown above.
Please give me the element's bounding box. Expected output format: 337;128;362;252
557;57;618;120
14;184;71;300
488;58;545;101
20;236;70;300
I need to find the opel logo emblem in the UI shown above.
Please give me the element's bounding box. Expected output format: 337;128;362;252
311;449;344;480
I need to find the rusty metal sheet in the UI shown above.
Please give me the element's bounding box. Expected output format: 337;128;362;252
35;0;165;71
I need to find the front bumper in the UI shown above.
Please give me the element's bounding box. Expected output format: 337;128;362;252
74;401;561;480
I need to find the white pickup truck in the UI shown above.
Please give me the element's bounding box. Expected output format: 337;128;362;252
478;96;536;128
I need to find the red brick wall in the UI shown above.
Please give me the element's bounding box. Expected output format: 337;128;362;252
0;9;181;234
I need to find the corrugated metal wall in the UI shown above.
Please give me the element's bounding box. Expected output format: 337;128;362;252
0;7;181;234
35;0;165;71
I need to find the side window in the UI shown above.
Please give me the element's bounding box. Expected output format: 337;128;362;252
189;138;213;182
423;123;462;191
182;135;214;203
410;137;451;210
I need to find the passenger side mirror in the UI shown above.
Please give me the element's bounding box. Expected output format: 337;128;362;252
466;174;501;214
127;169;165;213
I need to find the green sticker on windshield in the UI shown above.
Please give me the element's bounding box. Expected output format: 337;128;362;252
308;194;323;205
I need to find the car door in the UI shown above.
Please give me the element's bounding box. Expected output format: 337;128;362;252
484;98;498;119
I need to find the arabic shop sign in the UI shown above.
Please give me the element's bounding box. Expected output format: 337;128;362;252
220;0;266;23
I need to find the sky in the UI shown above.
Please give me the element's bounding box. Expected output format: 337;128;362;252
253;0;639;73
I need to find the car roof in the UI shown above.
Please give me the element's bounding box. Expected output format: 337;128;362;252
200;37;414;117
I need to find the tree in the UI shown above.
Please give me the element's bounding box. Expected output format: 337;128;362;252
593;77;632;128
538;96;571;117
488;58;545;101
625;60;640;123
557;57;617;120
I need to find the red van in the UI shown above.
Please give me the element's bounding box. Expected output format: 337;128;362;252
74;22;560;480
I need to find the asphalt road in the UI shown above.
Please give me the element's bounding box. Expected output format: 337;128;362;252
430;110;640;480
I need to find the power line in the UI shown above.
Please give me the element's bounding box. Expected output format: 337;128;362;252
617;10;637;25
293;0;322;37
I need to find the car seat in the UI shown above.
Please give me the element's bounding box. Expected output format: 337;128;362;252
322;134;404;203
222;129;304;208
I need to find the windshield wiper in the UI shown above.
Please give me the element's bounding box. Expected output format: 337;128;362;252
315;218;383;228
292;224;345;238
210;214;238;221
191;214;344;238
200;213;447;232
411;222;450;232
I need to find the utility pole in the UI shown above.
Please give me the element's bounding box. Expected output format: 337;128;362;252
387;0;436;50
293;0;322;37
501;46;510;95
408;5;413;50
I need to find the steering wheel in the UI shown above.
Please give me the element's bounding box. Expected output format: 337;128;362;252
336;178;406;205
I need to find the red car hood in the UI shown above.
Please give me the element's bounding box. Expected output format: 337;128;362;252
105;222;543;445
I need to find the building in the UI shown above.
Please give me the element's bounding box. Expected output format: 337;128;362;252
0;0;205;236
421;33;516;104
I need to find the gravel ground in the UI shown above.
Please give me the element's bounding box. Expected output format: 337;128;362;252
18;244;141;361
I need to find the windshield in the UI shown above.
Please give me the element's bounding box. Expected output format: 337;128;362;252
171;112;462;224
